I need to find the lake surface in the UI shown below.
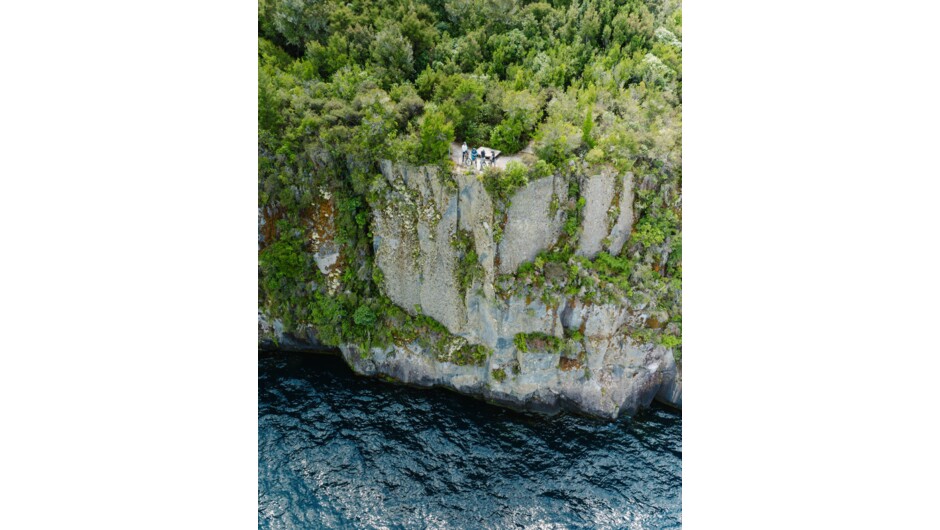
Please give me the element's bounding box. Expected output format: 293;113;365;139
259;352;682;529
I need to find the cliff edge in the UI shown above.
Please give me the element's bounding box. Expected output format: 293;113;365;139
260;160;681;419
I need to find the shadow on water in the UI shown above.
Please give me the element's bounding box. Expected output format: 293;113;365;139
259;351;682;529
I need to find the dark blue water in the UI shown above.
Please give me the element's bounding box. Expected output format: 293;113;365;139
259;352;682;529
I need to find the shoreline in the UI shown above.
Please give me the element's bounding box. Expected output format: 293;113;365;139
258;341;682;420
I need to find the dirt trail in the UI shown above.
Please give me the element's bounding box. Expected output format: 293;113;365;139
449;142;535;171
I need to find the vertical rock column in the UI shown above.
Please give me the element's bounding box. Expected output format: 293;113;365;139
496;175;568;274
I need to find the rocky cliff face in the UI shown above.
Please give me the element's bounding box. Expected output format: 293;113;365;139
259;160;681;419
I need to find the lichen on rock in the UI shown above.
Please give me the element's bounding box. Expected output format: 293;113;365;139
496;175;568;274
331;160;681;418
260;158;680;419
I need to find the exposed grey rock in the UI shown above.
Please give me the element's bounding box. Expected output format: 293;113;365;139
496;175;567;274
260;161;681;419
337;331;673;420
371;161;465;334
313;242;339;275
606;172;635;255
455;171;496;298
577;171;615;258
655;350;682;409
260;297;682;419
258;311;327;353
496;295;563;341
463;291;500;348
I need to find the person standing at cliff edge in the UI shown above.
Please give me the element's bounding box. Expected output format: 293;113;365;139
461;141;468;165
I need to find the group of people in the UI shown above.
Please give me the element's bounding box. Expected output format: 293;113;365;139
460;142;496;170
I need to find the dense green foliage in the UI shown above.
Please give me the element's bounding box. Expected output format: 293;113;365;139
259;0;682;359
514;332;564;353
452;343;493;366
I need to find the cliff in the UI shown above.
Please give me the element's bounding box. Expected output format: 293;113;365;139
259;160;681;419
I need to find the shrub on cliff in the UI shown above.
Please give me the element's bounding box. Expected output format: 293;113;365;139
484;161;529;202
353;306;377;327
514;332;562;353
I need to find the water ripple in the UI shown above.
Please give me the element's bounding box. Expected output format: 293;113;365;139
259;352;681;529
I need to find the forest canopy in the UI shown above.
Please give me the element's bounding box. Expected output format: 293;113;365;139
259;0;682;356
260;0;680;168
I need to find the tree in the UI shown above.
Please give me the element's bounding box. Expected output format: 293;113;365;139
398;10;439;74
502;89;542;132
534;119;582;166
306;34;351;78
258;70;282;134
417;106;454;164
371;26;415;86
582;108;595;149
580;4;601;45
490;117;524;152
260;0;329;49
257;0;684;353
610;2;654;51
450;76;485;140
488;88;542;152
488;29;528;77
